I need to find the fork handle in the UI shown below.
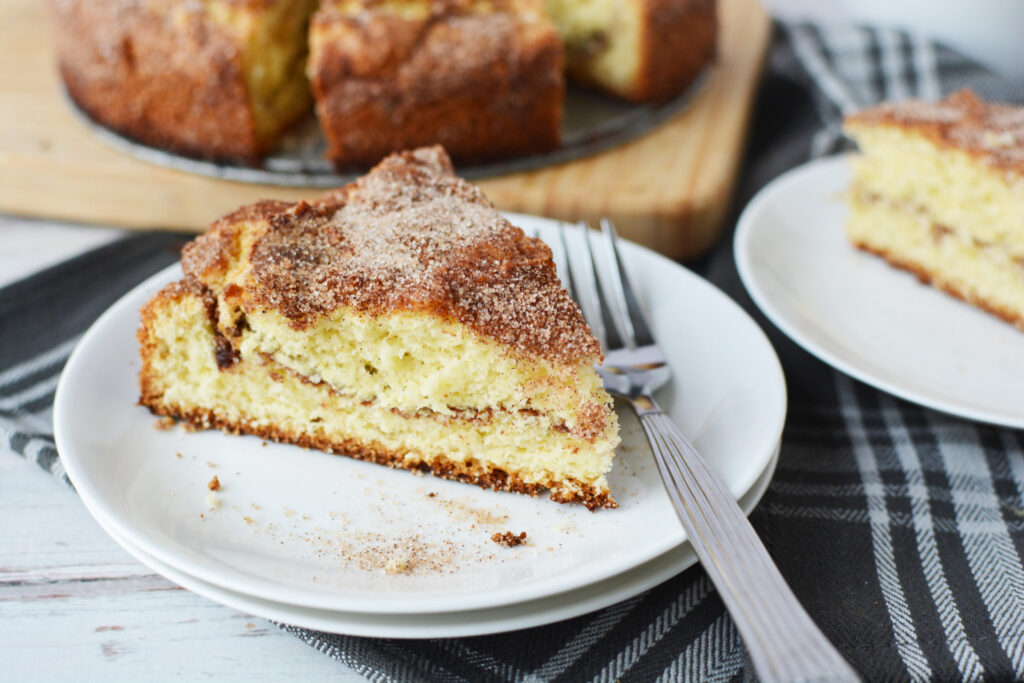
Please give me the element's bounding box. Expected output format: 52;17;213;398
631;395;859;683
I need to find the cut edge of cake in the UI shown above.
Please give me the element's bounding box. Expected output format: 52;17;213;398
843;90;1024;332
545;0;717;102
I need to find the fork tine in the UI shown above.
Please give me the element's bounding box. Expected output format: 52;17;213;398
599;218;655;347
558;222;606;350
552;222;576;301
578;221;624;352
588;219;639;351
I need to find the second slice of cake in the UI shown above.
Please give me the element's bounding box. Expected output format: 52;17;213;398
139;146;620;508
844;90;1024;331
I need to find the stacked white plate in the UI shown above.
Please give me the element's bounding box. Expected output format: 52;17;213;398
55;216;787;638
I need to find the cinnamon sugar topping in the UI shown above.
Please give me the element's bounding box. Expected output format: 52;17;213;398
184;146;600;364
847;90;1024;174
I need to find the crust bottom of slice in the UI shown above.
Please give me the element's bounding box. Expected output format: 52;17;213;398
142;397;615;510
847;193;1024;332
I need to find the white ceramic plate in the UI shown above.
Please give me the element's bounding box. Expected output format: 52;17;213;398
56;214;786;616
736;155;1024;428
95;448;779;638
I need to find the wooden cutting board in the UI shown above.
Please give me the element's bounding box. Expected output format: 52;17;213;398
0;0;770;261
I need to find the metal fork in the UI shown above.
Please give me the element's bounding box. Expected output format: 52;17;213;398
555;219;859;683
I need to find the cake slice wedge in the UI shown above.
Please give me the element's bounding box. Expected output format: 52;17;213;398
543;0;716;102
844;90;1024;331
138;146;619;508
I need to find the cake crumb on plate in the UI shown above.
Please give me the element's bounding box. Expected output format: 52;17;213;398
491;531;527;547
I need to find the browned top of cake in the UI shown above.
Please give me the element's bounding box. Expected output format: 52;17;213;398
314;0;546;28
308;0;563;165
311;0;553;80
310;0;557;94
183;146;601;365
846;90;1024;174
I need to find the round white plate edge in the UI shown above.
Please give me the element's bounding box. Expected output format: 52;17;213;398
94;447;780;639
734;155;1024;429
55;215;788;615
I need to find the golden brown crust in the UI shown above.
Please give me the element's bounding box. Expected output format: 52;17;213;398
138;395;616;510
628;0;717;102
184;147;602;365
51;0;273;164
309;1;564;167
851;239;1024;332
560;0;716;103
846;90;1024;175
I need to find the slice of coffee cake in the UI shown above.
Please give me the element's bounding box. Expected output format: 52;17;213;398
138;146;619;508
544;0;716;102
844;90;1024;330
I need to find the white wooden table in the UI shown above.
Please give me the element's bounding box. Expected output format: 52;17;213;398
0;219;365;681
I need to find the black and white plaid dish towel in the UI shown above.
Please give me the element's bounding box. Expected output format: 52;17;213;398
4;23;1024;682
